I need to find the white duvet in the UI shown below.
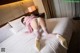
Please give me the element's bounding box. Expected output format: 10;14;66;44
0;30;67;53
0;18;72;53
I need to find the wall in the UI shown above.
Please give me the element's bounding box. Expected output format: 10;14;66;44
32;0;47;18
0;0;34;25
33;0;45;13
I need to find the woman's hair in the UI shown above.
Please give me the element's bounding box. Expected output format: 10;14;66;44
21;17;24;23
21;11;37;23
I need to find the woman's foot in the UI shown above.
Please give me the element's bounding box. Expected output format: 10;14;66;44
35;38;41;51
56;34;68;49
34;31;41;51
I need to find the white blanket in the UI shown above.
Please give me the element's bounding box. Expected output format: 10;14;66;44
0;18;72;53
0;31;66;53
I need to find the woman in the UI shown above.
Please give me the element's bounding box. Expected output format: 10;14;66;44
21;11;48;51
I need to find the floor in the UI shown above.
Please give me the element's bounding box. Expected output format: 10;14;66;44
67;31;80;53
67;20;80;53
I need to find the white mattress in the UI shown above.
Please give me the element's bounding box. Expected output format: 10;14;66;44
0;30;66;53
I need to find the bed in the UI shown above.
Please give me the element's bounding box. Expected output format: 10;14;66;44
0;17;73;53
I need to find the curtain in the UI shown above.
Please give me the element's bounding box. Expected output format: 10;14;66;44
42;0;80;18
42;0;56;18
53;0;75;18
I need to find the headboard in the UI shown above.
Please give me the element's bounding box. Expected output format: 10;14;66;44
0;12;46;28
0;14;25;28
0;1;34;27
0;9;40;28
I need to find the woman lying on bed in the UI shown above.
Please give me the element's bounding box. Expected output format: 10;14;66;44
21;6;68;51
21;13;68;51
21;8;48;51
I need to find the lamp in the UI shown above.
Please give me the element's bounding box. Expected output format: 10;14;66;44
28;5;36;13
26;5;39;16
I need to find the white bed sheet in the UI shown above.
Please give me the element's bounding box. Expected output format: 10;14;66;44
0;18;72;53
0;31;36;53
0;29;67;53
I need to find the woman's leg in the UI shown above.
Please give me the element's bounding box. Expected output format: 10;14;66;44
30;18;41;51
37;18;48;34
30;18;41;39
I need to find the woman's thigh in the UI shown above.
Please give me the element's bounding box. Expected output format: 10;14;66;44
30;18;39;30
37;18;46;29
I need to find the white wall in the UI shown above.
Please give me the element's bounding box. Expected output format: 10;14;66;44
33;0;47;18
33;0;45;13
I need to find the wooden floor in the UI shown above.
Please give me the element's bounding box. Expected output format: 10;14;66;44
67;20;80;53
67;31;80;53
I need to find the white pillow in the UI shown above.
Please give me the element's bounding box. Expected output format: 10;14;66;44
9;28;17;34
9;16;25;32
10;27;29;34
0;24;13;43
1;23;12;29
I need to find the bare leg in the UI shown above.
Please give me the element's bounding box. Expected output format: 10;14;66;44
37;18;48;35
30;18;41;51
30;18;41;39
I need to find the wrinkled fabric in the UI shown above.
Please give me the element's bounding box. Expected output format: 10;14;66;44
23;15;36;33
